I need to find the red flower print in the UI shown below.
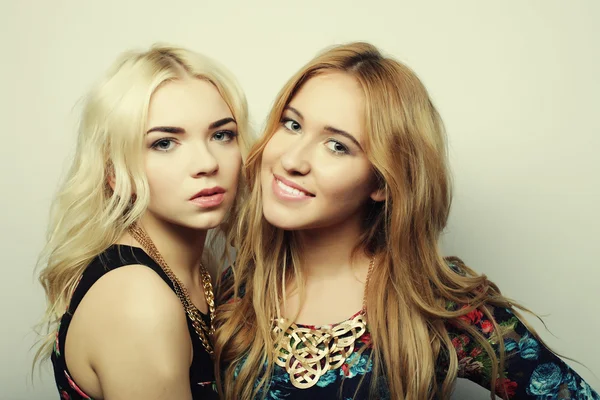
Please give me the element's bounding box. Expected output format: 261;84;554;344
481;320;494;334
457;334;471;346
452;335;470;359
495;377;517;399
458;306;484;325
451;337;461;348
341;364;350;376
359;332;372;346
64;371;91;399
470;347;483;358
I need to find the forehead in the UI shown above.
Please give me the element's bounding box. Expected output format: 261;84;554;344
288;72;365;140
147;78;232;127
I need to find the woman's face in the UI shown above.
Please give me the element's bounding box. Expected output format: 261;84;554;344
143;78;241;230
260;71;384;231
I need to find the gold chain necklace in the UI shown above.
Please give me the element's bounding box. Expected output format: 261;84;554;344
272;258;374;389
128;223;215;357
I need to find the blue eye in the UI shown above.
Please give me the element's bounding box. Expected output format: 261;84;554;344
282;118;302;133
325;139;349;155
151;138;176;152
212;130;237;142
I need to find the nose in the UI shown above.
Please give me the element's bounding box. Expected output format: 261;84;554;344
190;142;219;177
279;137;311;176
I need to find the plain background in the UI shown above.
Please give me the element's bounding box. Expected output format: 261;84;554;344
1;1;598;399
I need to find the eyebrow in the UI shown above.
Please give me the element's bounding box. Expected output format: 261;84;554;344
146;126;185;134
146;117;236;135
209;117;236;129
324;126;362;149
285;106;304;120
284;106;362;149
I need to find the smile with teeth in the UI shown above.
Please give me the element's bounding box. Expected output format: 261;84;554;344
275;178;311;197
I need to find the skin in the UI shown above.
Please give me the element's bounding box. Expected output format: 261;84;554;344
260;71;384;325
64;77;241;400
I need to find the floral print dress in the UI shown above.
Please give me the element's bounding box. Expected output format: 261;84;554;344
220;261;599;399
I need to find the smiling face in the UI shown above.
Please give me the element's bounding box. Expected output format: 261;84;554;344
260;71;384;231
142;77;242;230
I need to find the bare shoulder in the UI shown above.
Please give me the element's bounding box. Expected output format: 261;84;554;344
67;264;192;399
75;264;186;327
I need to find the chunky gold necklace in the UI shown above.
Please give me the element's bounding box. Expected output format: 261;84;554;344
272;258;374;389
128;223;215;357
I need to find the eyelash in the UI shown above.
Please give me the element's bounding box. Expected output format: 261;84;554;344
151;138;177;152
281;117;350;155
150;130;237;152
325;139;350;155
212;130;238;142
281;118;302;133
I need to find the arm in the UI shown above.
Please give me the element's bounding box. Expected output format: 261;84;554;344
446;305;599;399
74;265;193;400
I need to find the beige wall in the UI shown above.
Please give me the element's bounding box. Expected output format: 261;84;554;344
1;0;598;398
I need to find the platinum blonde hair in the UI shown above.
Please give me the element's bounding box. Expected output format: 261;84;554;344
34;44;250;368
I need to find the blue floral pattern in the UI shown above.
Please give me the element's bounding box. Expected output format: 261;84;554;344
524;363;600;400
443;303;599;399
527;363;565;396
220;262;599;399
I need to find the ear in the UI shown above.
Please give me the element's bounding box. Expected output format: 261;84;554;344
370;186;386;202
107;166;116;191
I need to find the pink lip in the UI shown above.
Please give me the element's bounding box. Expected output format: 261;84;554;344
272;174;314;202
190;187;225;200
273;174;314;196
190;187;226;208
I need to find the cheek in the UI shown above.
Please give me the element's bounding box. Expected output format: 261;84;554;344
217;147;242;174
229;158;242;186
145;154;181;191
145;168;173;194
320;163;374;203
261;131;286;169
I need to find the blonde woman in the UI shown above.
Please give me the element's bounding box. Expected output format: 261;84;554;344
215;42;598;399
35;45;249;400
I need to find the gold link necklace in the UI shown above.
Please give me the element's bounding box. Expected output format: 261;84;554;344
128;222;215;357
272;257;375;389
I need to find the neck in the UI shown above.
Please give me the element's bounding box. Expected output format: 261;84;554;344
295;216;369;280
134;213;207;282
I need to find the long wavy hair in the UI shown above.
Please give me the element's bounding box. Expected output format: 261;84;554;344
34;44;250;369
214;42;545;399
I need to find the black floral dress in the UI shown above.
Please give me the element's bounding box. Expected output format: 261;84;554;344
51;245;218;400
219;260;599;399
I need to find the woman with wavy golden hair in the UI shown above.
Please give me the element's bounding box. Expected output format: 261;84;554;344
35;45;250;399
214;42;598;399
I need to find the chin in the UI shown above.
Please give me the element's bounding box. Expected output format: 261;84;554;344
197;217;227;230
263;210;309;231
192;221;222;230
178;212;228;231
